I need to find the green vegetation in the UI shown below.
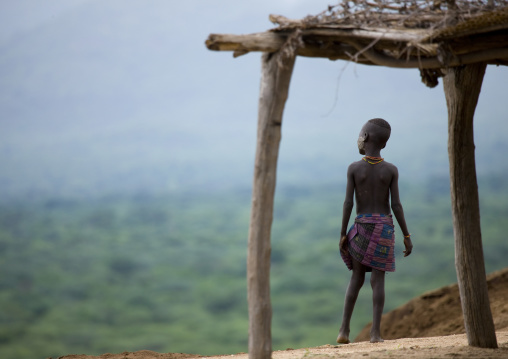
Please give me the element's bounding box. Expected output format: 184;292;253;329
0;175;507;359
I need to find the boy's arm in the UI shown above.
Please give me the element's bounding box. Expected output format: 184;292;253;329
340;165;355;254
390;166;413;257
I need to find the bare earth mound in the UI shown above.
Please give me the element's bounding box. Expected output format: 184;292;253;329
355;267;508;341
59;267;508;359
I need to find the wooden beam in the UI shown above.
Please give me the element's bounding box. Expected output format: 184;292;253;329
205;31;508;68
301;27;424;42
351;44;508;68
443;62;498;349
205;28;424;54
247;46;297;359
206;32;285;53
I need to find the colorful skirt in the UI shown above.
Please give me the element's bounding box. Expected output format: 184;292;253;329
341;213;396;272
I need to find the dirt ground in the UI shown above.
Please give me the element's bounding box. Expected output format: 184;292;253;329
58;331;508;359
59;268;508;359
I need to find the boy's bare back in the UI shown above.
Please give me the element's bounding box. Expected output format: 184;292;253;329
346;159;398;215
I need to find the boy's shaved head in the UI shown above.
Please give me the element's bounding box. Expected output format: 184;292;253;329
368;118;391;131
365;118;391;147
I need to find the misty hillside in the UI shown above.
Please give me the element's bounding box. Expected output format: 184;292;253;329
1;0;508;200
1;182;507;358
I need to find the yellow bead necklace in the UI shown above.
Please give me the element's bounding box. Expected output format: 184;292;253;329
362;156;384;165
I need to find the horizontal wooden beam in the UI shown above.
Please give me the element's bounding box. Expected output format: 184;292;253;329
205;30;508;68
299;26;425;43
206;32;284;53
205;32;372;63
356;44;508;69
205;26;425;53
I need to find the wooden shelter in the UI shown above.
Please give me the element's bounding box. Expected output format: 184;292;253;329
205;1;508;358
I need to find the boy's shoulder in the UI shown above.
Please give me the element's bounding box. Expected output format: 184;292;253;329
382;160;397;168
347;160;364;171
348;159;363;166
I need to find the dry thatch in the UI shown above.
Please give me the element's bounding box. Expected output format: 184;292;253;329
206;0;508;87
276;0;507;32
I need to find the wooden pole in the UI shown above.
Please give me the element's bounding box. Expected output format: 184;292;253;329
443;63;498;348
247;49;296;359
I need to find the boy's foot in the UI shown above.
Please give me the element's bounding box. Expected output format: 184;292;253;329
370;336;384;343
336;335;350;344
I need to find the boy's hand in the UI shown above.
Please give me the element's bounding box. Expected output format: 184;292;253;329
339;235;348;255
403;236;413;257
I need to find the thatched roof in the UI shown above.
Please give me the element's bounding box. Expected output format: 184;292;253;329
206;0;508;87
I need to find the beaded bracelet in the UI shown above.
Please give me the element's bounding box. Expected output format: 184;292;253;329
404;233;411;238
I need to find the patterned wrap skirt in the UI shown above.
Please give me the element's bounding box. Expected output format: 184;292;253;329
341;213;396;272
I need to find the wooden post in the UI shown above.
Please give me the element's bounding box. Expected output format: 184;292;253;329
247;49;296;359
443;63;498;348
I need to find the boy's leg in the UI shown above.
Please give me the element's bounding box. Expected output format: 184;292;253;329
370;268;386;343
337;258;367;344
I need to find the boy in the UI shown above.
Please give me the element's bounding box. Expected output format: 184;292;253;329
337;118;413;344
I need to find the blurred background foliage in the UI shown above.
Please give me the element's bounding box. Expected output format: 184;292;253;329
0;174;507;358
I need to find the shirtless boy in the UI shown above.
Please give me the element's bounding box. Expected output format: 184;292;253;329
337;118;413;344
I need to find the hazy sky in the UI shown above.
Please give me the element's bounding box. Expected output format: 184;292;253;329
0;0;331;42
1;1;507;196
